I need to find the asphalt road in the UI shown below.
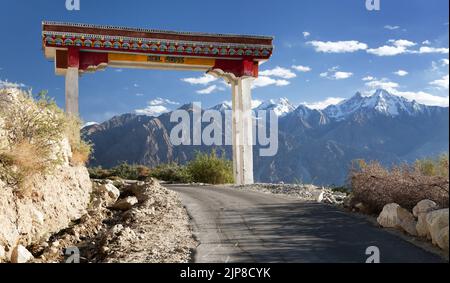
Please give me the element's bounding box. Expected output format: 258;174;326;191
167;185;445;263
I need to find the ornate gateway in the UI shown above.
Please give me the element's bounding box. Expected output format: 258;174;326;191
42;21;274;185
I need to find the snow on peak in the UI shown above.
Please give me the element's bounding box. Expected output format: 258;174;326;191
210;102;232;112
324;89;424;120
82;121;99;129
255;97;296;116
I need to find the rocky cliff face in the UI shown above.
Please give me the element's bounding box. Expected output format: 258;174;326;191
0;88;92;262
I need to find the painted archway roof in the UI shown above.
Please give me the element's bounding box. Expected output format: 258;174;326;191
42;21;274;60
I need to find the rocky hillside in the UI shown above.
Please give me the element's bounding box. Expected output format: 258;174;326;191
0;88;92;262
83;89;449;185
1;87;196;263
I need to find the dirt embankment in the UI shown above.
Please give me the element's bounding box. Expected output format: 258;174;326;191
31;179;196;263
1;88;196;263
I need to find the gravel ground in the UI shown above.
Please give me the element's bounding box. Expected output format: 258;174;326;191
30;179;197;263
233;183;348;204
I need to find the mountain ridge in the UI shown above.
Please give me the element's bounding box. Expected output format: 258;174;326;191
83;89;449;185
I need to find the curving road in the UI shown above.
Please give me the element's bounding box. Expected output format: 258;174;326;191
167;184;444;263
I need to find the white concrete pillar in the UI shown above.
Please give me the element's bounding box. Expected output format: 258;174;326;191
231;81;242;185
65;67;79;115
232;77;255;185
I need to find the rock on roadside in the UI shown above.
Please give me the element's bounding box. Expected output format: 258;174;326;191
112;196;139;211
426;209;449;246
377;203;418;236
414;200;439;238
11;245;34;263
377;203;401;228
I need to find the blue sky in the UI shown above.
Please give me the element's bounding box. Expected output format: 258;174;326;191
0;0;448;123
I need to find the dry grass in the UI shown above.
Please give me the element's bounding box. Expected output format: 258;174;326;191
0;88;92;193
350;159;449;214
65;115;92;166
0;141;50;195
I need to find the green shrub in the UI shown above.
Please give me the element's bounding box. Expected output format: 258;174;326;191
89;163;152;181
150;162;192;183
88;166;114;180
88;150;234;185
415;154;449;178
187;150;234;184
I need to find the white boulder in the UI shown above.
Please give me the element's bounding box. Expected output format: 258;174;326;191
377;203;401;228
377;203;418;236
413;200;438;217
426;209;449;246
11;245;34;263
397;207;418;236
414;200;439;238
96;183;120;206
436;227;449;251
0;245;5;262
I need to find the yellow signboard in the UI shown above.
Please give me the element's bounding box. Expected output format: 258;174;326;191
108;53;215;67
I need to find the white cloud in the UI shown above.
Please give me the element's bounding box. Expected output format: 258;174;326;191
388;39;416;48
422;40;431;45
419;46;449;54
182;74;217;85
135;105;170;117
303;97;346;110
253;76;290;88
260;67;297;79
197;85;220;94
441;59;449;66
366;39;417;56
303;31;311;39
333;71;353;80
362;76;375;81
0;79;26;89
307;40;368;53
395;90;449;107
365;78;449;107
292;65;312;72
365;79;400;91
394;70;409;77
136;93;144;97
367;45;408;56
320;67;353;80
430;75;449;90
135;97;181;116
384;25;400;30
148;98;180;106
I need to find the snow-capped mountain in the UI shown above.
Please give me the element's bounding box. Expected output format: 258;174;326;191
83;89;448;186
82;121;99;129
254;97;296;117
323;89;427;121
209;102;232;112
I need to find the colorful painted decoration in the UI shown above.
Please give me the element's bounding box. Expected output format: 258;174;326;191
42;21;273;60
